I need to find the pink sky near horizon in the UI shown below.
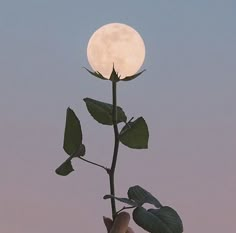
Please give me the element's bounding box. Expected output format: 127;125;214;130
0;1;235;233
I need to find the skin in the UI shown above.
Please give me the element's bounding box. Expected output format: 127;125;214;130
103;212;135;233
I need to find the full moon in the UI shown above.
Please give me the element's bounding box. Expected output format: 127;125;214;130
87;23;145;79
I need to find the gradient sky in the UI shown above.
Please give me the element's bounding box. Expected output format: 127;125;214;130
0;1;235;233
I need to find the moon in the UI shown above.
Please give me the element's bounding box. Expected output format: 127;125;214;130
87;23;145;79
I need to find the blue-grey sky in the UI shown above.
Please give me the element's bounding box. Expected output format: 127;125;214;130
0;1;235;233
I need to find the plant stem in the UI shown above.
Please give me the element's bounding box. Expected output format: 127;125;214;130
115;206;136;216
79;157;109;172
109;80;120;220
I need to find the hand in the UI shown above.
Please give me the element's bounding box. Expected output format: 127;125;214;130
103;212;134;233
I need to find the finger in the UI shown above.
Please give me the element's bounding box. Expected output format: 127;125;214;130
110;212;130;233
103;216;113;233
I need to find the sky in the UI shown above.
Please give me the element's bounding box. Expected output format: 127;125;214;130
0;0;235;232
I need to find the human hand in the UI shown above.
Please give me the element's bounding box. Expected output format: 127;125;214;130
103;212;134;233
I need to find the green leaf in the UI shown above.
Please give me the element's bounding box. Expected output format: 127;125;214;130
133;206;183;233
128;185;162;208
73;144;86;157
83;98;127;125
109;65;120;82
55;159;74;176
63;108;83;156
119;117;149;149
83;67;107;80
103;194;139;207
122;69;146;81
133;207;170;233
149;207;183;233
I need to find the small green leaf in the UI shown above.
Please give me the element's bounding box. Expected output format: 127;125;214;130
55;159;74;176
122;69;146;81
103;194;139;207
128;185;162;208
119;117;149;149
83;98;127;125
83;67;107;80
109;65;120;82
63;108;83;156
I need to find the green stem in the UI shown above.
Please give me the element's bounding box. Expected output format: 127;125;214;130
79;157;109;172
109;81;120;220
115;206;136;216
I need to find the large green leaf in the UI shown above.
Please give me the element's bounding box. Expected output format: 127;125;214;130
83;98;127;125
103;194;139;207
121;69;146;81
133;207;170;233
149;207;183;233
63;108;83;156
55;159;74;176
133;206;183;233
128;185;162;208
119;117;149;149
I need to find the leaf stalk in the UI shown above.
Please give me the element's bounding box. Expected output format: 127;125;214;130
78;157;109;172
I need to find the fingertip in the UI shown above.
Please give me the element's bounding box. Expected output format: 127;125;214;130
110;212;130;233
117;212;130;221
